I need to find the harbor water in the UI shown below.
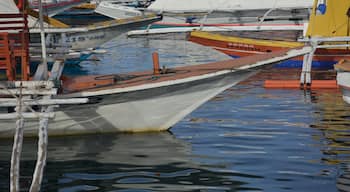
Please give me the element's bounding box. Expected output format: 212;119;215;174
1;35;350;191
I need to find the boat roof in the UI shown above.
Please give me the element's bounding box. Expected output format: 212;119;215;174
147;0;313;13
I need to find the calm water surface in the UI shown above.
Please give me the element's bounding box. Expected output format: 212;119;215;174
1;36;350;191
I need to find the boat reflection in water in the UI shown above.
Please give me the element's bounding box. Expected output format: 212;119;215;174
0;132;255;191
304;90;350;192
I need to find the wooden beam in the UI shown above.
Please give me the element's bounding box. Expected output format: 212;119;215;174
0;88;57;95
0;98;88;107
0;112;55;120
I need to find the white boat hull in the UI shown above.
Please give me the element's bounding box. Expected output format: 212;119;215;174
95;1;143;19
0;70;256;138
29;14;161;51
337;71;350;105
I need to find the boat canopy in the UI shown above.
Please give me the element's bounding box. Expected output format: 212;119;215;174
306;0;350;37
0;0;19;13
147;0;314;13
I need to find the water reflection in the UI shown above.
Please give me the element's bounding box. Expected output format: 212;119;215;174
304;90;350;192
0;132;260;191
75;35;231;75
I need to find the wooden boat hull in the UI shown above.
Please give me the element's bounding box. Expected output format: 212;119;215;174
0;47;311;138
189;31;350;69
0;70;256;137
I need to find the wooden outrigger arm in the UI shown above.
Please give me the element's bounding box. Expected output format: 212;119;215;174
298;36;350;86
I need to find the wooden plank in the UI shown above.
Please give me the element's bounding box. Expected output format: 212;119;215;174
0;112;55;120
0;81;55;88
0;98;88;107
0;88;57;95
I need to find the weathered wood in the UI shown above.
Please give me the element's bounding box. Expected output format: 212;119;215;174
49;60;65;81
10;117;24;192
29;106;51;192
299;36;350;42
0;98;88;107
0;81;54;89
30;48;72;54
0;88;57;95
0;112;55;120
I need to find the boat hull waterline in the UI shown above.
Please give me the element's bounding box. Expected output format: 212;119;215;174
0;70;255;137
0;47;311;137
189;31;350;69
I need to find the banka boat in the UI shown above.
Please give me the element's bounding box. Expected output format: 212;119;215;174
0;0;311;138
189;0;350;69
0;48;311;137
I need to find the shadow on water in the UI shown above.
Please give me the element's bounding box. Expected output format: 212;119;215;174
0;132;261;191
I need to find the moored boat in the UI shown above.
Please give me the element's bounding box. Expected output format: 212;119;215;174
335;60;350;104
188;31;348;69
146;0;312;28
188;0;350;69
0;46;311;138
4;0;163;62
99;0;312;36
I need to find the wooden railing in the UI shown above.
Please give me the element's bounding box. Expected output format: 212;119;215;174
0;13;30;80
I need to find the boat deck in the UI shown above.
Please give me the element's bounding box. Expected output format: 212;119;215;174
61;48;302;93
335;60;350;72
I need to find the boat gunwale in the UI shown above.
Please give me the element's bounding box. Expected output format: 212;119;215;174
61;47;308;98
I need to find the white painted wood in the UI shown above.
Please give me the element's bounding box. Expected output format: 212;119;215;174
0;81;55;89
0;88;57;95
127;25;304;36
95;1;143;19
29;27;88;33
336;67;350;104
299;36;350;42
29;106;52;192
147;0;313;13
0;112;55;120
0;98;88;107
10;117;24;192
